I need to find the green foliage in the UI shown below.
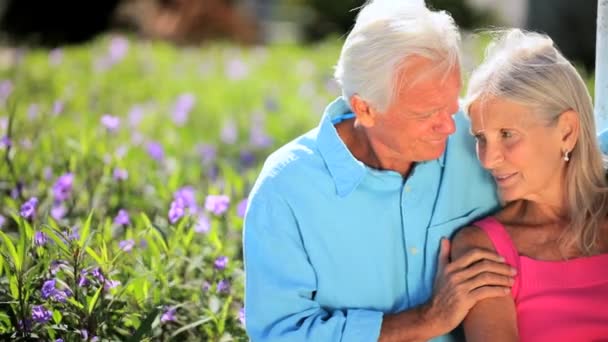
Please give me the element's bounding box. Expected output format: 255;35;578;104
0;34;341;341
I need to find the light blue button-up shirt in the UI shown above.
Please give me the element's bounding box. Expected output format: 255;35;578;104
243;97;500;341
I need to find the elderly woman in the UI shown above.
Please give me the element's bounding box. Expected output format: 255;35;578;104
452;29;608;341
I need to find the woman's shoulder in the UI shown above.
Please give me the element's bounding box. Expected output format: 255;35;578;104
452;203;522;260
451;222;498;260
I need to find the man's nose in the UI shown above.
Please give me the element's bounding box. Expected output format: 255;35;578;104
434;111;456;135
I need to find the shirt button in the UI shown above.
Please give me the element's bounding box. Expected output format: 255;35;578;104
405;186;411;193
410;247;418;255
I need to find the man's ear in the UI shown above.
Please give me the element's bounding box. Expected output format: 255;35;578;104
558;110;580;149
350;95;376;128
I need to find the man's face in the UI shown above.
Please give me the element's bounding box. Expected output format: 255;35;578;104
368;57;461;163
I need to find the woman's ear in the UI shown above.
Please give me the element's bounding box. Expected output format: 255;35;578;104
350;95;376;128
558;110;580;149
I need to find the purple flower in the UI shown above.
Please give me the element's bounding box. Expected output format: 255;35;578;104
51;203;67;220
168;197;185;224
49;48;63;66
238;307;245;325
216;279;230;294
172;93;196;125
52;100;64;115
41;279;56;299
115;145;128;158
0;80;13;101
0;214;5;228
0;135;11;149
174;186;197;212
250;128;272;148
41;279;70;302
31;305;52;323
112;168;128;181
65;228;79;241
198;144;217;165
220;120;238;144
119;239;135;252
264;96;279;112
101;114;120;132
27;104;39;119
240;151;256;168
214;256;228;270
56;339;64;342
20;197;38;219
17;318;32;332
52;288;70;303
225;58;249;81
114;209;130;226
19;138;32;149
109;36;129;63
146;141;164;162
78;271;89;288
202;281;211;292
43;167;53;180
160;307;177;324
205;195;230;216
237;198;248;218
50;260;66;275
250;113;272;148
194;214;210;233
92;267;105;283
34;231;47;247
128;105;144;127
52;173;74;201
104;279;120;290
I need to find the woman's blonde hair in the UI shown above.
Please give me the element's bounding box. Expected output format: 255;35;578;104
465;29;608;255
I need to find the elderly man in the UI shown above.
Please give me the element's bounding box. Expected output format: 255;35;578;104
243;1;516;341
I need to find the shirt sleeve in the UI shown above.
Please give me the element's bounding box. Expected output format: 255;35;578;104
598;128;608;155
243;183;383;342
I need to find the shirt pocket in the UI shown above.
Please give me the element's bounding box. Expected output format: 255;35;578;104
427;208;478;238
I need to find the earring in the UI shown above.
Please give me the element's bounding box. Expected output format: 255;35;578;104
563;149;570;162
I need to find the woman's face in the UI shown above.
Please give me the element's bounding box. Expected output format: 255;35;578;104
468;97;567;203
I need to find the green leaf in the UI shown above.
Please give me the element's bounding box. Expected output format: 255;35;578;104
53;309;62;324
87;286;103;314
9;275;19;299
170;316;212;338
217;295;233;336
79;211;95;248
41;226;69;255
128;307;159;342
148;226;169;255
0;231;19;272
17;219;27;273
86;247;103;265
67;297;84;310
207;221;223;251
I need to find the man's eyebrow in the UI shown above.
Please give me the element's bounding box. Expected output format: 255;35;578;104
469;128;484;135
410;106;443;115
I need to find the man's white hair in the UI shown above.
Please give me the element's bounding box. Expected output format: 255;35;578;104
334;0;461;112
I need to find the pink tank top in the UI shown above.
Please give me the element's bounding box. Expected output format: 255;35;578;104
474;217;608;341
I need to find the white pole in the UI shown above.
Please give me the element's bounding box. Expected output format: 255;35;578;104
596;0;608;133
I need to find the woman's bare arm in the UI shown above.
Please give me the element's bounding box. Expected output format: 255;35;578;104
451;226;519;342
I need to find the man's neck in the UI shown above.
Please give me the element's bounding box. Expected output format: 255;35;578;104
336;121;414;177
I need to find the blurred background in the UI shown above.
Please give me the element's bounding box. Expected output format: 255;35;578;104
0;0;598;70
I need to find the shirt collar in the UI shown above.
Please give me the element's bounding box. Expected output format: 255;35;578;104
317;97;447;197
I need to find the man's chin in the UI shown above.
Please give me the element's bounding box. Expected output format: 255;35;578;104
421;142;447;160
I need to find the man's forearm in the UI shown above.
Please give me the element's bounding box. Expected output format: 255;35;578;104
378;304;439;342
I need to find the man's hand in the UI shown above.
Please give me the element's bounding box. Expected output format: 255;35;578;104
423;238;516;336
